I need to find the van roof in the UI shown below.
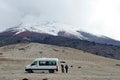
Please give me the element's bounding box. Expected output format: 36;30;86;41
34;58;58;61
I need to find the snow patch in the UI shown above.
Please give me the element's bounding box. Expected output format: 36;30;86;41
4;21;85;39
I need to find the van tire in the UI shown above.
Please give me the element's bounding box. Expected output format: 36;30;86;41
28;69;33;73
49;70;54;73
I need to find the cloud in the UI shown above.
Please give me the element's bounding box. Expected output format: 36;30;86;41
0;0;22;30
0;0;92;29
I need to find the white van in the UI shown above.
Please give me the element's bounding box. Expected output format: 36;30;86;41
25;58;59;73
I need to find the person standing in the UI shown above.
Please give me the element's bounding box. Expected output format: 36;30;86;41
65;64;69;73
61;64;64;73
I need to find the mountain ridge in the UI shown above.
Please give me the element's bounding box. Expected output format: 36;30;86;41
1;22;120;46
0;23;120;60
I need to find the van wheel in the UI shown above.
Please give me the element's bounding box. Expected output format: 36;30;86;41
28;69;33;73
49;70;54;73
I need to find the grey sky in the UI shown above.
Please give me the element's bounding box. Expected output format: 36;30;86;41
0;0;120;40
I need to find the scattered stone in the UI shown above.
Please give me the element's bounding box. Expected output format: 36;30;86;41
71;65;73;68
60;61;66;63
78;66;81;68
42;78;48;80
0;53;3;55
39;51;43;53
53;49;59;52
116;64;120;66
18;48;25;50
22;78;28;80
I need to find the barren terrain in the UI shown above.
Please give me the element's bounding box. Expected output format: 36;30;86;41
0;43;120;80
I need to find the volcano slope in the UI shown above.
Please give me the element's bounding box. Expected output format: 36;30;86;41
0;43;120;80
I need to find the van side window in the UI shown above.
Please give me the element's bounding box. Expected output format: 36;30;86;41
48;61;56;65
31;61;37;66
39;61;56;66
39;61;46;65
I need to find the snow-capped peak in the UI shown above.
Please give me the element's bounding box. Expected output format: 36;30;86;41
2;20;120;46
5;21;84;39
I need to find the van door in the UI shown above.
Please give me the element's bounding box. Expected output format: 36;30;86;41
30;61;38;72
38;61;48;70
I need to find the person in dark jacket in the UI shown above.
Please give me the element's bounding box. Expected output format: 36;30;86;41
65;64;69;73
61;64;64;73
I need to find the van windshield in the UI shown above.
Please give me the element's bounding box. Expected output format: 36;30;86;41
39;61;56;66
31;61;37;66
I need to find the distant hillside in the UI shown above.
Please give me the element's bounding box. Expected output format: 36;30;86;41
41;36;120;60
0;42;118;61
0;33;120;60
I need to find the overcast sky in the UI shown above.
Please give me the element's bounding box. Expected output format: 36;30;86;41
0;0;120;40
